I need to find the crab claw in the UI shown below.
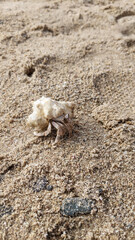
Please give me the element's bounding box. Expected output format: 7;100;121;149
34;131;45;137
44;122;52;136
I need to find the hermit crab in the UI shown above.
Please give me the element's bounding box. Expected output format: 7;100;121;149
27;97;75;144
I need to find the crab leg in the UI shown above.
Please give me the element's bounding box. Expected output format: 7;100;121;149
52;114;73;137
51;121;66;144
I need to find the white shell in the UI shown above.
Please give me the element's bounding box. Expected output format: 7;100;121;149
27;97;75;131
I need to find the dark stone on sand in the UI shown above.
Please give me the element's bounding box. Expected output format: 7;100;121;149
0;205;13;218
60;197;95;217
33;177;48;192
46;185;53;191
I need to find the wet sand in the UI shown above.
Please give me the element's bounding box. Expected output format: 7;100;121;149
0;0;135;239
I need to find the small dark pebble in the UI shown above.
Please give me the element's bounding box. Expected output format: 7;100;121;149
125;224;133;230
0;205;13;218
46;185;53;191
60;197;96;217
0;175;3;182
99;188;104;196
33;177;48;192
83;0;93;4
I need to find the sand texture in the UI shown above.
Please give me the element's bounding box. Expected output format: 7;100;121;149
0;0;135;239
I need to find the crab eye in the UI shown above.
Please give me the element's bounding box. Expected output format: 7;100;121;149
64;114;69;123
